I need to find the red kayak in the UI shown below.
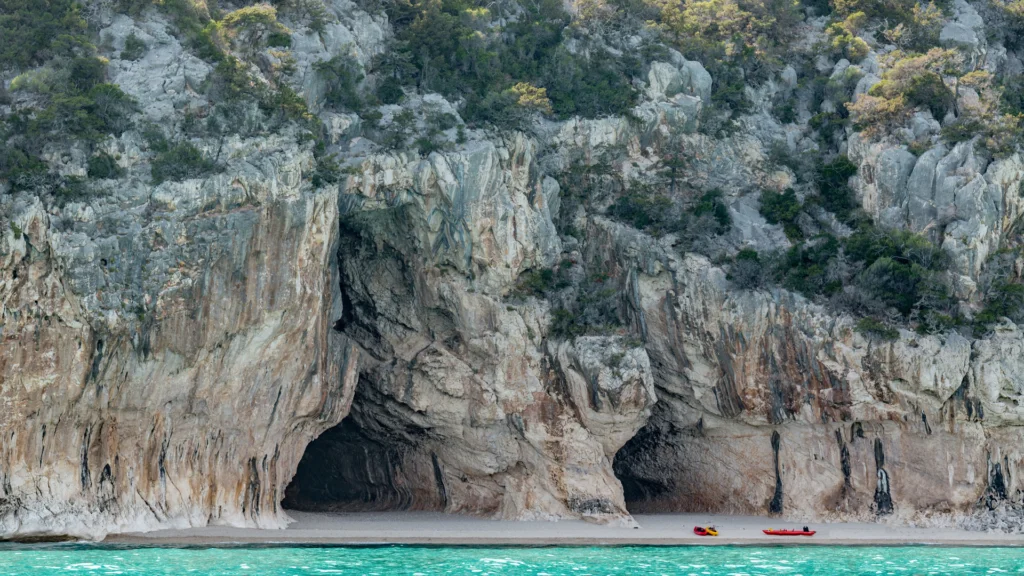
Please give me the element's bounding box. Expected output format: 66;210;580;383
693;526;718;536
763;528;815;536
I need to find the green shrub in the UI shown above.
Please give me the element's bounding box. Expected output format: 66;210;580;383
844;226;950;316
514;267;571;297
151;142;216;184
273;0;333;34
382;0;636;124
121;33;148;61
54;176;90;206
848;49;959;135
730;248;765;288
609;191;675;233
376;77;405;105
855;317;900;341
68;57;107;94
549;271;622;339
542;48;637;118
815;155;858;220
691;189;732;231
221;4;291;54
940;117;984;144
86;83;139;136
1002;75;1024;115
0;143;49;191
315;54;364;111
142;123;171;152
87;153;124;179
858;257;934;315
27;82;138;142
776;235;842;296
310;149;343;188
975;280;1024;333
152;0;225;61
0;0;90;72
760;188;802;239
267;31;292;47
844;225;947;269
903;71;955;120
736;248;760;262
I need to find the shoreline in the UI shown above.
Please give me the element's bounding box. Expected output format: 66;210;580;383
95;511;1024;548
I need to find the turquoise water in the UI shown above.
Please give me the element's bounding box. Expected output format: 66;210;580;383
0;545;1021;575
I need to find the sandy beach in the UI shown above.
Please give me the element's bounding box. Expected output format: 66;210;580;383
102;511;1024;547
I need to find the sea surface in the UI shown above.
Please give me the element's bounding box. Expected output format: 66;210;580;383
0;544;1021;575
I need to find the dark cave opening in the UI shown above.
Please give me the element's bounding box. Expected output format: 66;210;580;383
283;415;411;512
283;384;446;513
612;409;678;513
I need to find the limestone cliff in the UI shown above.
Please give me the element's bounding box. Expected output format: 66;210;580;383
3;0;1024;539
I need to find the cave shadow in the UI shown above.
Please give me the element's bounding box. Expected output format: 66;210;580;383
283;386;446;513
613;419;675;515
283;417;406;512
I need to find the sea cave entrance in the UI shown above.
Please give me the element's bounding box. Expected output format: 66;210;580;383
282;384;446;513
612;408;679;514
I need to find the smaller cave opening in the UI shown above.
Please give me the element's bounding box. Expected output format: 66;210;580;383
284;418;408;512
613;415;678;513
283;389;447;513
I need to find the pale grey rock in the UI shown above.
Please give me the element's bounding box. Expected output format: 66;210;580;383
680;60;713;104
602;227;1024;522
288;0;389;112
282;136;655;526
850;134;1024;281
320;112;361;144
104;14;213;124
907;144;947;231
941;22;979;49
941;0;986;60
551;336;657;466
6;0;1024;541
831;59;852;80
780;66;798;92
909;112;940;140
854;73;882;99
875;148;918;227
730;194;792;251
667;50;713;103
647;62;685;101
859;52;880;75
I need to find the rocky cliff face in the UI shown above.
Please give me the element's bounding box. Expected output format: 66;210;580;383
0;131;358;537
3;0;1024;539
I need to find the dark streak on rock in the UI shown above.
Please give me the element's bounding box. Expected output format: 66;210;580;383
80;427;92;491
873;438;893;515
431;452;448;509
770;430;783;514
88;339;105;383
851;422;865;442
243;457;261;520
836;429;851;490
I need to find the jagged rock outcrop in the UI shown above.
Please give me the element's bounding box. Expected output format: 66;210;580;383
596;215;1024;521
850;135;1024;286
283;134;656;525
0;1;380;538
0;132;357;538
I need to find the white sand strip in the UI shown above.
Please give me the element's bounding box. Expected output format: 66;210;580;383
102;512;1024;547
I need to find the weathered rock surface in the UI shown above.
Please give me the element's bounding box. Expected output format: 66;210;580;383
4;0;1024;541
850;135;1024;284
283;135;656;525
0;132;357;538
